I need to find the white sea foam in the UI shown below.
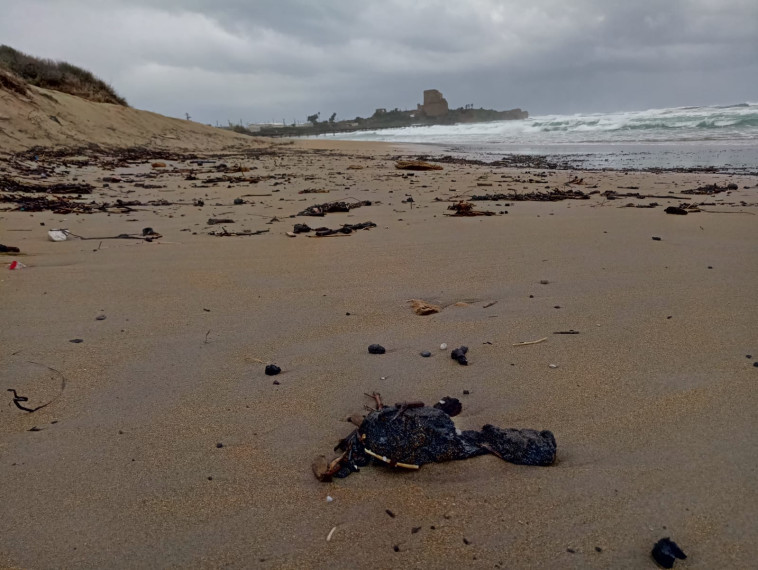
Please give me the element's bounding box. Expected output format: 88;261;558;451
322;103;758;146
316;103;758;169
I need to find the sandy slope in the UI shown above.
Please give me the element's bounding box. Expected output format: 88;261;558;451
0;81;261;153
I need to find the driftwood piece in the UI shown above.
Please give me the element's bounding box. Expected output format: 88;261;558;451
446;201;497;216
298;200;372;217
208;228;270;237
395;160;443;171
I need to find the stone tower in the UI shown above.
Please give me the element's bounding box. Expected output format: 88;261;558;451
419;89;449;117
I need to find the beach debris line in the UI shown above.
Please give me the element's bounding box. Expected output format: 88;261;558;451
312;392;556;482
208;228;269;237
295;221;377;237
0;175;94;194
651;538;687;569
395;160;443;171
298;200;372;217
52;228;163;242
446;201;497;216
682;183;735;195
467;188;588;202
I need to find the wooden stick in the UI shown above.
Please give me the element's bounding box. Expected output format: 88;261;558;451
364;448;420;470
512;337;547;346
326;526;337;542
699;209;755;215
364;391;383;410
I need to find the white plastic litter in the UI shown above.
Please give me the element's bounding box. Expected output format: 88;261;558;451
48;229;70;242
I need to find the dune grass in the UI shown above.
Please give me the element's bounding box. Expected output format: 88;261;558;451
0;45;127;106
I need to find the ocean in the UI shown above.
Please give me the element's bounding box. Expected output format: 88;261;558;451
318;103;758;172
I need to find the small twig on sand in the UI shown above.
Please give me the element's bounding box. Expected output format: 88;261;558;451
326;526;337;542
513;337;547;346
699;209;755;215
7;361;67;413
364;391;384;410
479;442;505;460
483;301;498;308
553;330;580;335
364;448;420;470
204;329;211;344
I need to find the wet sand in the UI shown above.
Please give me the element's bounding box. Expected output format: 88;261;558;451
1;139;757;568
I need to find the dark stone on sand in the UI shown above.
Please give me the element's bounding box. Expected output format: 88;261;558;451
477;425;557;466
665;206;688;215
95;315;106;320
69;339;84;343
753;362;758;368
293;223;312;234
651;538;687;568
652;236;662;241
368;344;386;354
727;183;738;190
233;198;244;205
420;351;431;357
216;442;223;448
142;227;154;236
265;364;281;376
451;346;469;365
434;396;463;417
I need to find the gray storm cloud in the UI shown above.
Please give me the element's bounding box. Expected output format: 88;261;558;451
2;0;756;123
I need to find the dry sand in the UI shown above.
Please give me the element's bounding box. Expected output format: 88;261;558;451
0;83;261;152
1;136;757;569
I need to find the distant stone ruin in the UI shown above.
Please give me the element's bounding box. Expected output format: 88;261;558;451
252;89;528;137
418;89;449;117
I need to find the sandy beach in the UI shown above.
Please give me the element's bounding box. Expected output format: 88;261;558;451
1;135;757;569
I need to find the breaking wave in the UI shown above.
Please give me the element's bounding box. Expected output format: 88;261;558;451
328;102;758;146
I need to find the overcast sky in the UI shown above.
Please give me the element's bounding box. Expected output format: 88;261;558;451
2;0;757;124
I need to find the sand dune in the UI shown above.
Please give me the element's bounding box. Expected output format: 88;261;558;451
0;80;262;153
